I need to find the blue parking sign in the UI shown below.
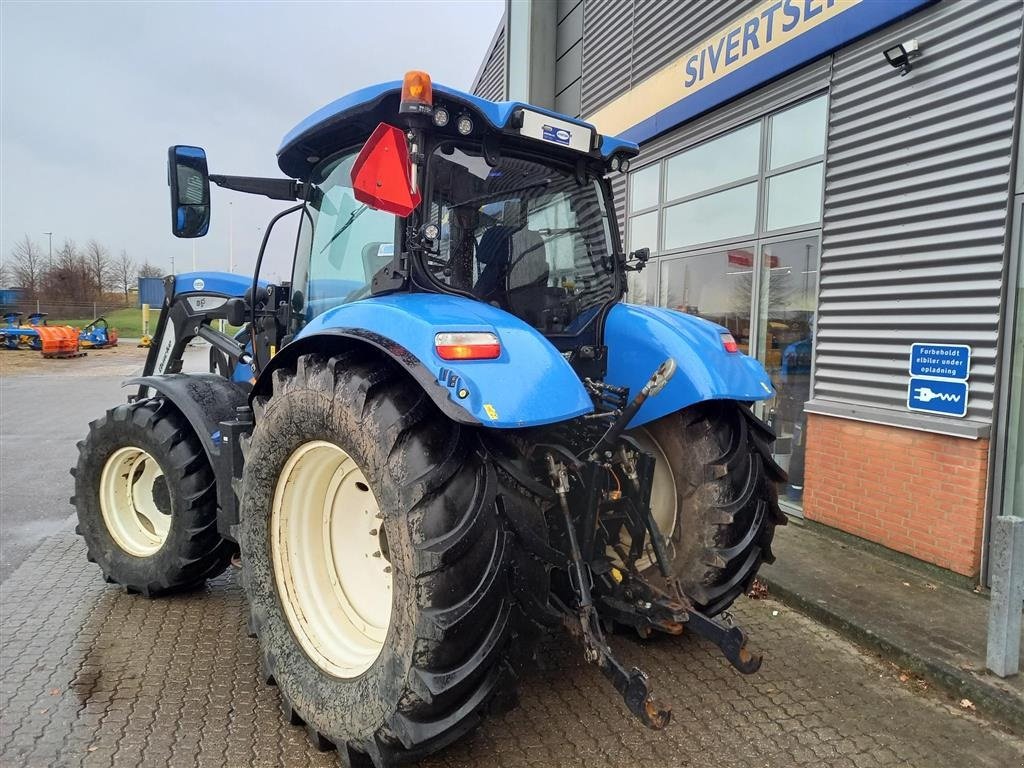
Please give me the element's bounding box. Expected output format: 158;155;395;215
907;377;969;417
909;343;970;380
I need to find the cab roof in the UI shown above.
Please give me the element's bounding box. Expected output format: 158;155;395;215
277;81;638;180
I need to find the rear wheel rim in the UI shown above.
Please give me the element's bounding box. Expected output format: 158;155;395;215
271;440;393;678
99;446;172;557
617;429;677;570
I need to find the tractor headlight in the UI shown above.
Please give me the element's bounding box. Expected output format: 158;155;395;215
432;107;450;127
456;115;473;136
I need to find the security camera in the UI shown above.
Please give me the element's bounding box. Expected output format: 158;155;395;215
883;39;920;76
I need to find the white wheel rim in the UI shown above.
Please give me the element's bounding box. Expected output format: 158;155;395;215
271;440;392;678
616;429;678;571
99;446;172;557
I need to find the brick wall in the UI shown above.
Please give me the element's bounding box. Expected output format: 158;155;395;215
803;413;990;577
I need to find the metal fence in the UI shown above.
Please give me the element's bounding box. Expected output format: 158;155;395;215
0;299;132;321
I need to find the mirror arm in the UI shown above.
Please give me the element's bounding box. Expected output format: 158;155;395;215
209;174;305;201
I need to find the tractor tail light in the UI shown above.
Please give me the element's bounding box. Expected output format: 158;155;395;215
435;332;501;360
400;70;433;115
721;333;739;353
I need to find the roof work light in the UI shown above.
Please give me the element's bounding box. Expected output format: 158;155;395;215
399;70;433;115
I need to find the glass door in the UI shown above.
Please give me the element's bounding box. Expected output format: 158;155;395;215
755;236;820;509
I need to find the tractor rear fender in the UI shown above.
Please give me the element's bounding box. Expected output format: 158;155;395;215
253;293;593;429
604;303;777;429
124;373;250;533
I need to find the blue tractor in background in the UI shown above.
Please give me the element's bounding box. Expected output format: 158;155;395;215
73;71;785;766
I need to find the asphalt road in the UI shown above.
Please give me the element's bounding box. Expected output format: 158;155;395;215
0;344;207;582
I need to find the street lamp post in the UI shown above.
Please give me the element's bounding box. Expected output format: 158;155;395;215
229;201;234;273
43;232;52;269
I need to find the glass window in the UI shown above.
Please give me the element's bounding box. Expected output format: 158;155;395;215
659;250;754;353
665;123;760;200
626;268;658;306
757;236;819;507
423;144;618;333
1000;201;1024;519
628;211;659;253
303;152;396;319
769;95;827;170
663;183;757;250
629;163;660;212
765;163;823;231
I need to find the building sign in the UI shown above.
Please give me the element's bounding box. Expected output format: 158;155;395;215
909;343;971;380
586;0;934;144
907;343;971;418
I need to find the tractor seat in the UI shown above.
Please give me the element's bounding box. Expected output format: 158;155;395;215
474;226;549;322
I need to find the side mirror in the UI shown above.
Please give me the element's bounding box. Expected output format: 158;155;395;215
168;145;211;238
631;247;651;264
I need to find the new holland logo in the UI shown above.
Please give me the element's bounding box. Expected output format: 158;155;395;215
541;125;571;146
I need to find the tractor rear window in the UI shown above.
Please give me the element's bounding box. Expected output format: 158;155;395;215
422;144;619;335
295;151;396;320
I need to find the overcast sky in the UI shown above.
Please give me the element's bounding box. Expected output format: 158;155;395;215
0;0;503;282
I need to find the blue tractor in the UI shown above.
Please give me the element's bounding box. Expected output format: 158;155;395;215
73;71;786;765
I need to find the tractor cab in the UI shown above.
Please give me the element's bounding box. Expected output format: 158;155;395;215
168;71;644;380
277;72;640;350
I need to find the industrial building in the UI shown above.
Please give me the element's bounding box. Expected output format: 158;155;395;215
473;0;1024;581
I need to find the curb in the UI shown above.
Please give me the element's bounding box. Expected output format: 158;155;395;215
761;574;1024;735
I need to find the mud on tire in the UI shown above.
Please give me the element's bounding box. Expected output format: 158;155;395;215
239;352;547;767
73;399;233;596
640;400;787;616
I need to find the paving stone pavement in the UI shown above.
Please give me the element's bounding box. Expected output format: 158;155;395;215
2;526;1022;768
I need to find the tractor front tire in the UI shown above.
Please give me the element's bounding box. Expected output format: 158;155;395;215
239;352;544;767
73;399;233;595
634;400;787;616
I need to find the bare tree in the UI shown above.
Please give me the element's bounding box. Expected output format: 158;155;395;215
115;250;136;303
0;259;11;288
10;235;44;297
138;262;163;278
47;239;92;303
85;239;111;297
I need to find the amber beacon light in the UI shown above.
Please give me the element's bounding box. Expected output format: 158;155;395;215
400;70;433;115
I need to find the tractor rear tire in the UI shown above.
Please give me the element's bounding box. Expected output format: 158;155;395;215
72;399;233;596
239;352;546;767
634;400;787;616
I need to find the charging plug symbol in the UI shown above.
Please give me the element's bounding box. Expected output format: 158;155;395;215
913;386;960;403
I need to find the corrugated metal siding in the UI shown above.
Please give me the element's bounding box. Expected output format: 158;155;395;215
631;0;761;84
610;172;626;237
472;23;506;101
581;0;760;116
581;0;633;115
814;0;1023;424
